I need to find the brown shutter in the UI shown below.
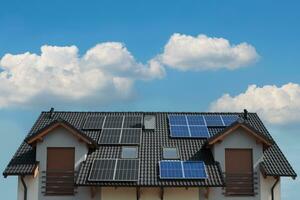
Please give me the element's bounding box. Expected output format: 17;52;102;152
225;149;254;196
45;147;75;195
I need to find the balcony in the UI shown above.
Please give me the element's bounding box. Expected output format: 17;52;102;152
223;172;258;196
41;170;77;196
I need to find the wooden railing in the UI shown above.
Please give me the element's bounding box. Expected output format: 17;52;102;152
41;170;77;196
223;172;257;196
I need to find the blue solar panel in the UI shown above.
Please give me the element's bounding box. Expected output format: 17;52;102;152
170;126;190;137
187;115;205;126
204;115;225;127
159;161;207;179
189;126;209;138
221;115;239;126
160;161;183;178
182;161;207;179
168;115;187;125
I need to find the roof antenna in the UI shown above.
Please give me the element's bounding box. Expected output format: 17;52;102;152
49;107;54;119
243;109;248;120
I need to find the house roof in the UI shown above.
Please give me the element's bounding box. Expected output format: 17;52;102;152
3;111;297;184
25;118;98;147
207;119;273;146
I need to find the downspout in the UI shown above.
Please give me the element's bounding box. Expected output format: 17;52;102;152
271;177;279;200
20;176;27;200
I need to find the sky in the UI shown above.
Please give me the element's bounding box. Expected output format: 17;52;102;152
0;0;300;199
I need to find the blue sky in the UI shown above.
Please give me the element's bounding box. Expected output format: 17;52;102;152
0;0;300;199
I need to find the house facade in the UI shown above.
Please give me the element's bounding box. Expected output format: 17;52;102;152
3;109;297;200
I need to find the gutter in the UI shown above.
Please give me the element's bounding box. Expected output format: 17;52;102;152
20;176;27;200
271;177;279;200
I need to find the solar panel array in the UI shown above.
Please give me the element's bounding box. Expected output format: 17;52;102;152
88;159;139;181
168;115;239;138
159;160;207;179
98;116;142;145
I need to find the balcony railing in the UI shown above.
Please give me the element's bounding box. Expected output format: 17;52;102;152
41;170;77;196
223;172;258;196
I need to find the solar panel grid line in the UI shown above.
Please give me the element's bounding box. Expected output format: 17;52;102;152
101;116;107;129
220;116;225;126
112;159;118;180
118;116;125;143
185;115;192;137
180;161;185;177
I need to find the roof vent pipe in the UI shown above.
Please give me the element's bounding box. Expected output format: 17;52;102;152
243;109;248;120
49;107;54;119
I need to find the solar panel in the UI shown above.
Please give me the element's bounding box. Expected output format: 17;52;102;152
123;116;142;128
159;161;183;179
168;115;187;126
169;125;190;137
114;159;139;181
204;115;225;127
99;129;121;144
88;159;116;181
187;115;205;126
159;161;208;179
103;116;124;128
82;115;106;129
120;129;141;144
221;115;239;126
189;126;209;138
182;161;207;179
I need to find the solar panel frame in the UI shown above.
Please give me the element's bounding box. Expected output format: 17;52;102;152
114;159;140;181
204;115;225;127
103;115;124;128
82;115;106;130
159;160;184;179
123;116;143;128
189;126;210;138
221;115;239;126
159;160;208;180
88;159;117;181
168;115;188;126
182;161;208;179
98;129;122;144
120;129;142;144
186;115;206;126
169;125;190;137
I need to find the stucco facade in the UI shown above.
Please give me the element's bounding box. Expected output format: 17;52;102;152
16;124;282;200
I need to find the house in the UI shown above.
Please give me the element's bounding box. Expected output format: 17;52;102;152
3;109;297;200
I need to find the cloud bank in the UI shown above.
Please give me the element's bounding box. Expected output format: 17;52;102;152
210;83;300;125
0;33;259;108
158;33;259;71
0;43;165;108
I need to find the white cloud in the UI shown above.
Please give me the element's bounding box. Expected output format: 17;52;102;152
159;33;259;71
210;83;300;125
0;43;165;108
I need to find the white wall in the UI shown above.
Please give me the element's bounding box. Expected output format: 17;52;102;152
260;174;280;200
35;126;93;200
209;127;266;200
17;175;38;200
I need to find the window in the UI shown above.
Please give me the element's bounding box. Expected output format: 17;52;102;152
144;115;156;129
163;147;179;159
122;147;138;159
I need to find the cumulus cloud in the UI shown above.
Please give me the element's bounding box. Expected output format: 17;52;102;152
158;33;259;71
0;43;165;108
210;83;300;125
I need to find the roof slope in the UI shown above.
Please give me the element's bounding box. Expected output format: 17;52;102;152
3;111;297;183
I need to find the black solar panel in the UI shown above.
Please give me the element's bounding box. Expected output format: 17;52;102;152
114;159;139;181
88;159;116;181
123;116;142;128
103;116;124;128
120;129;141;144
99;129;121;144
88;159;139;181
82;115;105;129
